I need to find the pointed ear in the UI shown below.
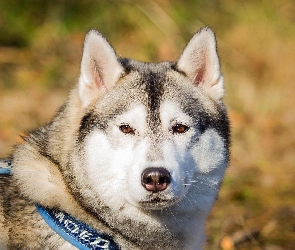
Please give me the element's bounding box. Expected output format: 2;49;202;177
177;27;224;102
78;30;124;108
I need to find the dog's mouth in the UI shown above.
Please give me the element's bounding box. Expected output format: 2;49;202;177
139;197;177;210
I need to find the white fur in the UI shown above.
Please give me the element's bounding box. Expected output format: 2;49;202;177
177;27;224;102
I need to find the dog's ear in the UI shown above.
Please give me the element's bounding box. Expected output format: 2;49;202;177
177;27;224;102
79;30;123;108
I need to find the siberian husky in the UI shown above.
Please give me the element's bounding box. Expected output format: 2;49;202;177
0;27;230;249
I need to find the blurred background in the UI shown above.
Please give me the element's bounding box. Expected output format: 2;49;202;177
0;0;294;249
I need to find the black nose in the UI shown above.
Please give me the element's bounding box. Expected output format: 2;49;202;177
141;168;171;192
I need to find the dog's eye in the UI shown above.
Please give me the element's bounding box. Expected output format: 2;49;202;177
171;124;189;134
119;124;135;134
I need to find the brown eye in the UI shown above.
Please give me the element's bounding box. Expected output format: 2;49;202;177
172;124;189;134
119;124;135;134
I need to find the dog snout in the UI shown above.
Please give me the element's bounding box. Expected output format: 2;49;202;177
141;167;171;192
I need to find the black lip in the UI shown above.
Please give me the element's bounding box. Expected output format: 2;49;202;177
140;197;169;204
139;197;178;208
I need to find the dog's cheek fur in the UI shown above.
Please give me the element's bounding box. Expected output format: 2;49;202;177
192;129;227;174
83;131;136;209
188;129;228;210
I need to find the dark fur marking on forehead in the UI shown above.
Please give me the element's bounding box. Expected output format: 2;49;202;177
142;68;168;132
119;58;170;127
144;71;164;113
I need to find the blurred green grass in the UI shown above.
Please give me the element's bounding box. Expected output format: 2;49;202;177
0;0;295;249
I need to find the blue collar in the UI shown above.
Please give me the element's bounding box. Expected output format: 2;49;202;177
0;159;120;250
36;205;120;250
0;159;12;175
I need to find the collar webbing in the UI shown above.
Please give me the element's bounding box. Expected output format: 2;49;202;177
36;205;120;250
0;159;12;174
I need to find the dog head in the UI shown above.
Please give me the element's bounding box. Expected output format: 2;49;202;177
66;27;229;218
